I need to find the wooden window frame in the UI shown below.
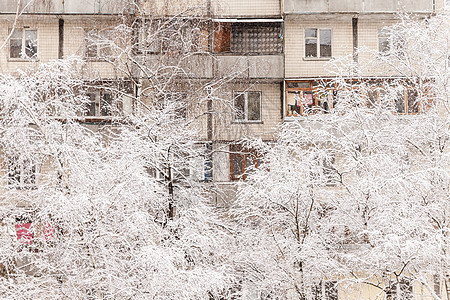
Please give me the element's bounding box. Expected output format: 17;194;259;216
229;144;259;181
285;81;336;116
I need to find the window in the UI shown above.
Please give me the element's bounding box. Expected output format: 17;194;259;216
85;29;113;59
311;155;338;186
285;81;335;116
15;218;54;245
233;91;261;122
369;85;419;114
214;22;282;54
385;278;413;300
305;28;332;59
229;144;259;181
157;92;187;119
10;28;37;59
7;157;36;189
433;275;441;298
85;90;115;117
312;281;338;300
140;19;208;55
378;29;390;53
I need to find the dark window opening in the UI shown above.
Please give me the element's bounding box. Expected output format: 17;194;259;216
214;22;282;54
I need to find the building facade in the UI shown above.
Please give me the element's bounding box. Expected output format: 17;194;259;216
0;0;448;299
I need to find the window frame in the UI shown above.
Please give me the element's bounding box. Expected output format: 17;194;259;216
9;28;38;60
7;157;37;189
229;144;259;181
304;28;332;59
233;91;262;123
365;82;421;115
285;81;336;116
311;280;339;300
84;28;114;61
378;29;390;54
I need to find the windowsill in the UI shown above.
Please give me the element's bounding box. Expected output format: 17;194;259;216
303;57;333;61
232;120;264;124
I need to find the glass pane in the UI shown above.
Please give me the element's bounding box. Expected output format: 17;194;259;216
247;92;261;121
287;82;310;89
367;89;378;108
305;28;317;38
302;91;315;112
101;93;112;116
25;30;37;57
86;93;97;116
407;89;418;113
234;93;245;120
232;155;243;179
287;92;301;115
11;29;23;39
305;38;317;57
10;39;22;58
379;37;390;53
317;91;330;112
395;91;405;113
320;29;332;57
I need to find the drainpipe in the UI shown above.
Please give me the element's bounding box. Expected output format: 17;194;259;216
352;16;358;64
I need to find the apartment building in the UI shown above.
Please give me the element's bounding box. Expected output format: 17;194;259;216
0;0;448;298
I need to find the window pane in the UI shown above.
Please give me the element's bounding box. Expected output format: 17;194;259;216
395;91;405;113
232;155;243;179
10;39;22;58
11;29;23;39
305;28;317;38
287;92;301;115
25;30;37;57
407;89;418;113
367;89;378;108
86;93;97;116
247;92;261;121
320;29;331;57
302;91;315;112
101;93;112;116
305;38;317;57
379;37;390;53
234;93;245;120
287;82;310;89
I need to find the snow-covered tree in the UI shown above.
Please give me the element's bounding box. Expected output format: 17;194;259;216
233;11;450;300
0;2;241;297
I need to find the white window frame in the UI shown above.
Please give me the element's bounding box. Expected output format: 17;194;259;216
9;28;38;60
304;28;332;59
233;91;262;122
